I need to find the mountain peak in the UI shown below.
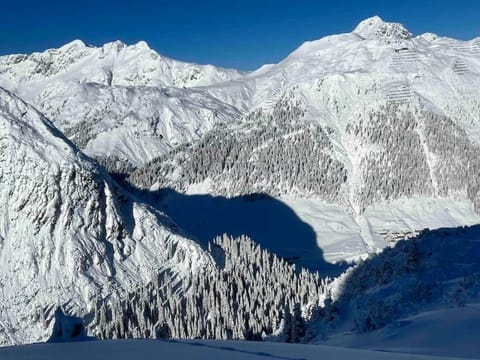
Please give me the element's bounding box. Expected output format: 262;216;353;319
353;16;412;41
133;40;151;50
418;32;440;42
59;39;88;50
354;16;386;32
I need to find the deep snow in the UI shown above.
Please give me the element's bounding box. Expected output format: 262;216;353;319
0;339;475;360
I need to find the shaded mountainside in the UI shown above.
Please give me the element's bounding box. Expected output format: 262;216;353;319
307;225;480;354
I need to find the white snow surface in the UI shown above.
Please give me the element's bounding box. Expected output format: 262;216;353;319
284;196;480;263
0;40;243;165
326;304;480;359
0;339;474;360
0;87;213;345
1;16;479;166
0;16;480;347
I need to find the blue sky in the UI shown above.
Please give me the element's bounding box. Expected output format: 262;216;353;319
1;0;479;70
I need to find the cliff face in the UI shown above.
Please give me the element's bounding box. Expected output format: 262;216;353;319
0;87;212;345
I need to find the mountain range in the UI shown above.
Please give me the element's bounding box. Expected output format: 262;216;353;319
0;16;479;347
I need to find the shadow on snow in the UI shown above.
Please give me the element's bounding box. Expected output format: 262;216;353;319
114;175;348;276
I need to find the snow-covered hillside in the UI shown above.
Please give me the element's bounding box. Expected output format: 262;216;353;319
0;339;472;360
128;16;480;264
0;87;213;345
308;224;480;358
1;16;480;350
0;40;243;165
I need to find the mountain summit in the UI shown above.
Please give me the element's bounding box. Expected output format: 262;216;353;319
353;16;413;41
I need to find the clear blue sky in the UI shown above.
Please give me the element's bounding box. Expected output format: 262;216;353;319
1;0;479;70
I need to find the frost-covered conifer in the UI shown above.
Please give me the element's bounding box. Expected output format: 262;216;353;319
90;235;330;341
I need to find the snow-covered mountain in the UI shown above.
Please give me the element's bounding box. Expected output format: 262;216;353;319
128;16;480;263
0;40;243;166
1;16;479;171
1;16;480;348
0;87;213;345
0;39;243;88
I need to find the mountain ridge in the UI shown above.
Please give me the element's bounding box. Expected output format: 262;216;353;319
0;87;213;345
0;16;480;346
1;15;477;266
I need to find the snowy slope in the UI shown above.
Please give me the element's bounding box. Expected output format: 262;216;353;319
40;83;240;166
0;339;473;360
207;16;480;124
0;87;213;345
1;16;480;348
310;224;480;358
0;39;243;89
283;196;480;264
0;40;243;165
128;16;480;264
327;305;480;358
